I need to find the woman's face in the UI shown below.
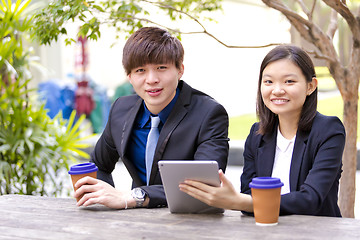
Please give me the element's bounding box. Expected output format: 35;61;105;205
260;59;316;121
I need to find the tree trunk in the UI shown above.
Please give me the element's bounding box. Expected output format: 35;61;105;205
338;74;358;218
261;0;360;218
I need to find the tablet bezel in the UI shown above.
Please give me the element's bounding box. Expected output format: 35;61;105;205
158;160;224;214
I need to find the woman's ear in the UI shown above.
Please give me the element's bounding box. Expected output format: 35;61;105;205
307;77;318;96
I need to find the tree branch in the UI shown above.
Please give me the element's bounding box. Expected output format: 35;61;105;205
327;9;338;39
142;0;283;48
181;30;283;49
296;0;311;19
322;0;360;39
310;0;316;18
306;49;334;62
262;0;340;65
262;0;313;27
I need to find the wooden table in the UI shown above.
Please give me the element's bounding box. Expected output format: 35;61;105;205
0;194;359;239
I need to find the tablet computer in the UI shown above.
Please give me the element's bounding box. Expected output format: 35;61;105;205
158;160;224;214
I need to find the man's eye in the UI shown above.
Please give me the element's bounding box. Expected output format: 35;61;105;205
136;69;145;73
158;66;167;70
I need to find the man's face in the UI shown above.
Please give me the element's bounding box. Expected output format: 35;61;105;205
128;63;184;114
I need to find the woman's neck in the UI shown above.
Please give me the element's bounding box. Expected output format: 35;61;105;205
278;115;299;140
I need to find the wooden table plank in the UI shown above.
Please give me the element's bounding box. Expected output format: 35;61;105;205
0;194;359;239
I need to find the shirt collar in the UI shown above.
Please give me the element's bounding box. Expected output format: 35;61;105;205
276;127;296;152
139;88;180;128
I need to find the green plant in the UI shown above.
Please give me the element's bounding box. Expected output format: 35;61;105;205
0;0;91;196
33;0;222;45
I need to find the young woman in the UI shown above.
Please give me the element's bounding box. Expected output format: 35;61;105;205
180;45;345;217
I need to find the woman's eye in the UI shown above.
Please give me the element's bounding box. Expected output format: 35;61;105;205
285;80;294;83
158;66;167;70
135;69;145;73
263;80;272;84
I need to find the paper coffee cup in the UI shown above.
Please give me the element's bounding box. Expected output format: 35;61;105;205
68;162;98;202
249;177;284;226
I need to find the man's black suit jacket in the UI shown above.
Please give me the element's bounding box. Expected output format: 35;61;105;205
241;112;345;217
91;80;229;208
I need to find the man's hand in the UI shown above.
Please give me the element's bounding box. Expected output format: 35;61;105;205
74;176;135;209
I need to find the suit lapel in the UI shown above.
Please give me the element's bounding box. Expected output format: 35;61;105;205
150;81;190;184
257;130;277;177
289;130;308;191
155;98;188;158
119;98;143;158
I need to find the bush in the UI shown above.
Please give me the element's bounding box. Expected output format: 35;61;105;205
0;0;91;196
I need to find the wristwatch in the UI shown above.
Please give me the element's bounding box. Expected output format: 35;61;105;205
131;188;146;207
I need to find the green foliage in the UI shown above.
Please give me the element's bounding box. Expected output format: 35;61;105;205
0;0;92;196
0;0;33;77
0;79;92;195
33;0;222;45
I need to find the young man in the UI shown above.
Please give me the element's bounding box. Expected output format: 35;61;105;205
74;27;229;209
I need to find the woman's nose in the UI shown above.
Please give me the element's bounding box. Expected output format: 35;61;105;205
272;85;285;95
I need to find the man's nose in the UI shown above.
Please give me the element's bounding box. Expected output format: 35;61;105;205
146;70;159;84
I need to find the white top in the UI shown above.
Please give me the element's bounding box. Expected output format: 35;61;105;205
271;128;296;195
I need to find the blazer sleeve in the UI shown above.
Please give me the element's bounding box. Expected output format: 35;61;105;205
143;102;229;208
90;99;123;186
280;116;345;216
240;123;259;195
193;103;229;170
140;185;166;208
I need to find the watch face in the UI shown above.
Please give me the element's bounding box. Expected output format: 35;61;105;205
134;188;145;198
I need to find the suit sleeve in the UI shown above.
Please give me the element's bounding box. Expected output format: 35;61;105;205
90;101;120;186
193;103;229;171
140;185;166;208
280;117;345;215
240;123;258;195
240;123;259;215
143;103;229;208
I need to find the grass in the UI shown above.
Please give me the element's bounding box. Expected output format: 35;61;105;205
229;113;257;141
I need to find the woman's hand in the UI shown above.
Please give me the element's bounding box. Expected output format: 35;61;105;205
179;170;253;211
74;176;135;209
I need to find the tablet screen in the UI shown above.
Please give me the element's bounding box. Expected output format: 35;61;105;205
158;160;224;214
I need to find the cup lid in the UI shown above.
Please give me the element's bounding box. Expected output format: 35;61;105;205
68;162;98;175
249;177;284;189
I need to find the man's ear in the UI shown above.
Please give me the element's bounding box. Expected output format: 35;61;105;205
128;74;133;84
178;64;184;79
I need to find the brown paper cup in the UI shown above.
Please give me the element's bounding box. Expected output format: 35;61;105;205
250;177;283;226
68;163;98;202
70;171;97;202
251;187;281;225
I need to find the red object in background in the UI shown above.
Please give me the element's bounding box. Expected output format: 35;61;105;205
75;35;89;73
75;80;95;116
74;35;95;116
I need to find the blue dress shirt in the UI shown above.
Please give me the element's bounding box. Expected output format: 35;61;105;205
127;88;179;184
